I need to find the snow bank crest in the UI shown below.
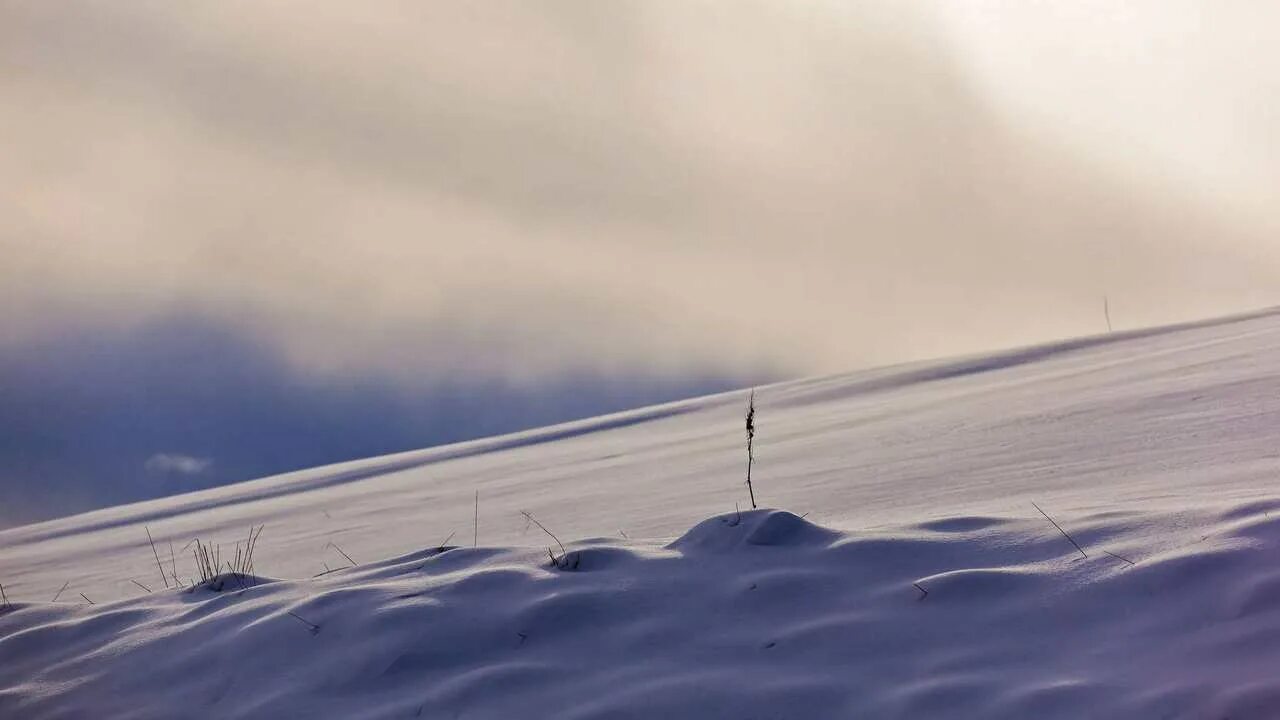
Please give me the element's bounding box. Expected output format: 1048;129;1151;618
9;503;1280;718
668;509;839;553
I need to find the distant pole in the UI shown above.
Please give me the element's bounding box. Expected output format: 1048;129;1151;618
1104;296;1113;333
745;389;758;509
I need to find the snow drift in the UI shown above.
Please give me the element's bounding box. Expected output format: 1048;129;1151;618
8;505;1280;719
6;307;1280;718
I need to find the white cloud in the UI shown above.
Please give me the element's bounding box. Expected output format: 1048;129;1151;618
144;454;213;476
3;1;1279;383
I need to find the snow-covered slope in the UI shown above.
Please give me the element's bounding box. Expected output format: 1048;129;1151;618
5;307;1280;718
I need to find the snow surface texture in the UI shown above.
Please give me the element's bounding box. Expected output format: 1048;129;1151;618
6;307;1280;718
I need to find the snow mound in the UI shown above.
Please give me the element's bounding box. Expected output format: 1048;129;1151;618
667;508;839;553
8;502;1280;719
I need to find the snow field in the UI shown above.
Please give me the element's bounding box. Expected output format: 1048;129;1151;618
6;307;1280;717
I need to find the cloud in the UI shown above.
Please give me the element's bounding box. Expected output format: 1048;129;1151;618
3;1;1278;388
144;453;212;476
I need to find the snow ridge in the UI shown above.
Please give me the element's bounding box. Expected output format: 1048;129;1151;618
7;505;1280;719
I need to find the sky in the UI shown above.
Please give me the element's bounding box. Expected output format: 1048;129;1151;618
3;1;1279;527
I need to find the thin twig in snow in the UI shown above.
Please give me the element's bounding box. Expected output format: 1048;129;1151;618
52;581;70;602
1103;550;1136;567
1032;502;1088;559
913;582;929;601
130;579;152;594
79;593;94;605
327;541;356;568
286;611;320;635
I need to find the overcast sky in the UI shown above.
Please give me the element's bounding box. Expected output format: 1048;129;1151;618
3;1;1279;526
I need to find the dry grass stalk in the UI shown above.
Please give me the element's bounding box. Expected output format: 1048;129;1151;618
1032;502;1088;559
745;389;758;509
521;511;578;570
145;526;170;589
190;524;264;591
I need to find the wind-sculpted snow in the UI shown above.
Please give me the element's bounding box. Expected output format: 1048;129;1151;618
6;506;1280;719
8;307;1280;717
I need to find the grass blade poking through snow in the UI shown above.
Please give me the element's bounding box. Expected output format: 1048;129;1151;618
326;541;356;568
521;511;578;570
188;525;264;591
286;611;320;636
168;541;180;587
145;527;170;589
1103;550;1137;567
413;531;457;570
1032;502;1088;559
745;389;758;510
